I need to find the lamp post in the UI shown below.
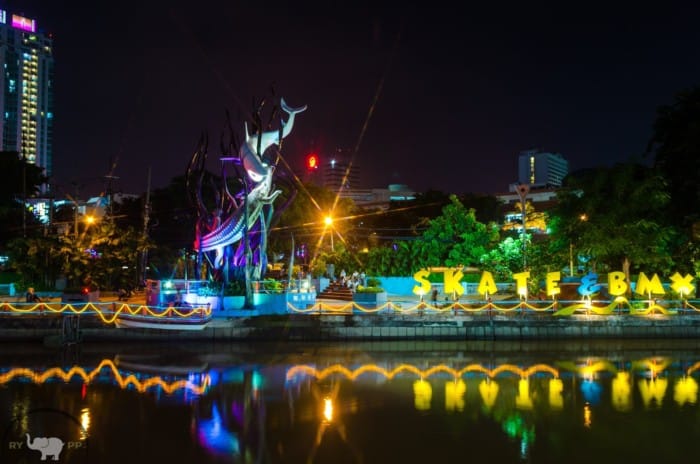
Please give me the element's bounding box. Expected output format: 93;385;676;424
569;242;574;277
516;184;530;269
324;215;334;251
569;213;588;277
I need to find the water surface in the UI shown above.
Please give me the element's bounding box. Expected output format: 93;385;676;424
0;339;699;463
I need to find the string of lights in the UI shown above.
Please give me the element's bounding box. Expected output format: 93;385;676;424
0;359;210;394
288;296;696;316
0;302;212;324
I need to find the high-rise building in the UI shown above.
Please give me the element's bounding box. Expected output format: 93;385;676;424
0;10;54;185
322;150;359;192
517;149;568;188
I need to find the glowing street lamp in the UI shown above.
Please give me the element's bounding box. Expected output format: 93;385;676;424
569;213;589;277
324;215;334;251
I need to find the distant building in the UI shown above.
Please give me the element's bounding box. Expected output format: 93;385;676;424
28;193;138;226
518;149;568;188
0;10;54;188
322;151;359;192
312;149;415;210
339;184;416;211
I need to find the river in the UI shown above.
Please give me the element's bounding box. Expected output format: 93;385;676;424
0;339;698;463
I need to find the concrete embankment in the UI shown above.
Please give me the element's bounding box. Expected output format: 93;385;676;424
2;313;700;343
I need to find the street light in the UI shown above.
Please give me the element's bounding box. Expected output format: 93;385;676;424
569;213;589;277
324;215;334;251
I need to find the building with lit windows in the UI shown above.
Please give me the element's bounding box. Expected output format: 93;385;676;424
0;10;54;188
517;149;568;188
315;150;415;210
322;151;359;192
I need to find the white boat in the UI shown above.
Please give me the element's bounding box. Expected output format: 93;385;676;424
115;307;212;331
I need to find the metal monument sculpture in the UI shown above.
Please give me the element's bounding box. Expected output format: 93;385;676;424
187;96;306;292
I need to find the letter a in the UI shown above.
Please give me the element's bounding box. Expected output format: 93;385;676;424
477;271;497;296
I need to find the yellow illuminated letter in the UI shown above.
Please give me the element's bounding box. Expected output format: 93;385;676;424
477;271;497;296
443;268;464;296
412;269;431;296
612;372;632;412
445;380;466;412
549;378;563;409
513;271;530;297
670;272;695;296
607;271;628;297
546;272;561;297
515;379;533;410
634;272;665;296
413;379;432;411
479;379;499;410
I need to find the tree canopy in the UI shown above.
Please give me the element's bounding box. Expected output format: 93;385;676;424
647;85;700;228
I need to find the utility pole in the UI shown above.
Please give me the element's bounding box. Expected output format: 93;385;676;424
516;183;530;270
140;167;151;286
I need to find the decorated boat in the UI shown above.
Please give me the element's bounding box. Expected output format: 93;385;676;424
114;308;212;331
113;279;214;331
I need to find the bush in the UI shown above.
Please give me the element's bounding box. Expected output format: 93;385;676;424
198;282;221;297
224;280;245;296
262;279;284;293
358;277;384;293
356;285;385;293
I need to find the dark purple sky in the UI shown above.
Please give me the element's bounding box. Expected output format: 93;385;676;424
6;1;700;198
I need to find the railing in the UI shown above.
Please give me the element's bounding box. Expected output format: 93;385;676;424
0;301;213;324
288;296;700;316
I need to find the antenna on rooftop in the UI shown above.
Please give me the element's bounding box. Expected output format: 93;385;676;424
103;155;120;218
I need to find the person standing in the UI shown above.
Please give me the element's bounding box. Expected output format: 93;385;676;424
25;287;41;303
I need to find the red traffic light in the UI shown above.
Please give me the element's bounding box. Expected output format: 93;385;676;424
306;154;319;170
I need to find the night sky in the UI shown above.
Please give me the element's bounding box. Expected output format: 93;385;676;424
6;1;700;198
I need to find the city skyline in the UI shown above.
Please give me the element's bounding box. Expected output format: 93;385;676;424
3;1;700;199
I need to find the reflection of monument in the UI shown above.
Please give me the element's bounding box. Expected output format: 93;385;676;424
188;96;306;288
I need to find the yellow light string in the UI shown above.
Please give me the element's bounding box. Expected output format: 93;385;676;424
685;300;700;311
0;359;209;395
285;362;559;382
287;299;641;315
630;300;677;316
686;361;700;375
0;302;212;324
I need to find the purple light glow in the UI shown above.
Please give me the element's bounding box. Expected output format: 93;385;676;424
12;14;35;32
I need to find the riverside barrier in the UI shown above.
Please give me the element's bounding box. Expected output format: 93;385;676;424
1;297;700;342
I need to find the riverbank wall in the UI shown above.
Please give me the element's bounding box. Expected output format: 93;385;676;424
2;313;700;343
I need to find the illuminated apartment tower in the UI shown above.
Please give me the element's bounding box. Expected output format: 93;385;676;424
322;150;359;192
0;10;54;186
517;149;568;188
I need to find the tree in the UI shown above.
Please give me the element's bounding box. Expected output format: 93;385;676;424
54;218;148;290
501;201;547;234
269;182;354;271
414;194;499;268
647;86;700;228
550;163;676;286
6;235;61;290
459;192;504;225
0;151;47;244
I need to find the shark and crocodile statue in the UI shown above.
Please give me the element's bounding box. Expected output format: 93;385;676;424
190;97;306;281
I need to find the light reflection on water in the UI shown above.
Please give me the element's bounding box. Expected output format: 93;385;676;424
0;340;699;463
